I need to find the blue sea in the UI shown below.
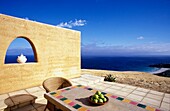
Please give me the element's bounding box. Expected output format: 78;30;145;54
81;56;170;73
5;55;36;63
5;55;170;73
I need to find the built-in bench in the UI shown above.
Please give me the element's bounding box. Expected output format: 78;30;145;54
4;94;37;111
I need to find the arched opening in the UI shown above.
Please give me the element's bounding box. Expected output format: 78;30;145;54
5;37;38;64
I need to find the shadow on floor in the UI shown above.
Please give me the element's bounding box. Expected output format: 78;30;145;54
3;94;37;111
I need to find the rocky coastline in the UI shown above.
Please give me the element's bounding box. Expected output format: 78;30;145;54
149;63;170;77
81;69;170;93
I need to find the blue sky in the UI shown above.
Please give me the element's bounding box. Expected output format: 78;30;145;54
1;0;170;56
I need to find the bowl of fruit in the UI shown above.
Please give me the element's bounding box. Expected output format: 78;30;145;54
89;91;109;105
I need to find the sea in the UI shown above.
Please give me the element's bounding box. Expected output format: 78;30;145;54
81;56;170;73
5;55;36;63
5;55;170;73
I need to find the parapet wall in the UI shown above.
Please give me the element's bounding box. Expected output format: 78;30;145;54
0;14;81;94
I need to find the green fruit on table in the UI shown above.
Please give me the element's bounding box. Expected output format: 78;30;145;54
96;91;101;95
94;99;98;103
91;97;94;101
103;97;107;102
99;99;103;103
90;90;108;104
99;94;104;99
93;94;99;99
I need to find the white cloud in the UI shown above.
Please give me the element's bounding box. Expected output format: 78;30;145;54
57;19;86;28
82;42;170;56
137;36;144;40
57;22;72;28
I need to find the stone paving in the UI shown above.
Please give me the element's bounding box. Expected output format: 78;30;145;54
0;74;169;111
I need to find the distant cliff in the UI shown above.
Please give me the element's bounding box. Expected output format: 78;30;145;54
155;70;170;77
149;64;170;68
149;64;170;77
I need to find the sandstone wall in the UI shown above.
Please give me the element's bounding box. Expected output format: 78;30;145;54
0;14;81;94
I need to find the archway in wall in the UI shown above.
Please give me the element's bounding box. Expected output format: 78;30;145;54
5;37;38;64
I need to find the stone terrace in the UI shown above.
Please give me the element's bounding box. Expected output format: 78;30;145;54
0;74;169;111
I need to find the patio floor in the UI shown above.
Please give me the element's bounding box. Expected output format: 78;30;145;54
0;74;169;111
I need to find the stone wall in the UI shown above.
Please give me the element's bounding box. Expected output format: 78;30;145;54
0;14;81;94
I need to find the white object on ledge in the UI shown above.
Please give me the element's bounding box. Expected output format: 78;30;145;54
17;54;27;63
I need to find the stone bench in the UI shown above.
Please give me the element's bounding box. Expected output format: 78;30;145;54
4;94;37;111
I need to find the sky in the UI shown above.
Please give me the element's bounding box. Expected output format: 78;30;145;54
1;0;170;56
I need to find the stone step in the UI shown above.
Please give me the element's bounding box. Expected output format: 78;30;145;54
4;94;37;111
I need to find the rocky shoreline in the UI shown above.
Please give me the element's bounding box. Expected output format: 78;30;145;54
81;69;170;93
149;63;170;77
149;68;170;74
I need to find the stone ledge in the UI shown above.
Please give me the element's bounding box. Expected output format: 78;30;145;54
4;94;37;110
